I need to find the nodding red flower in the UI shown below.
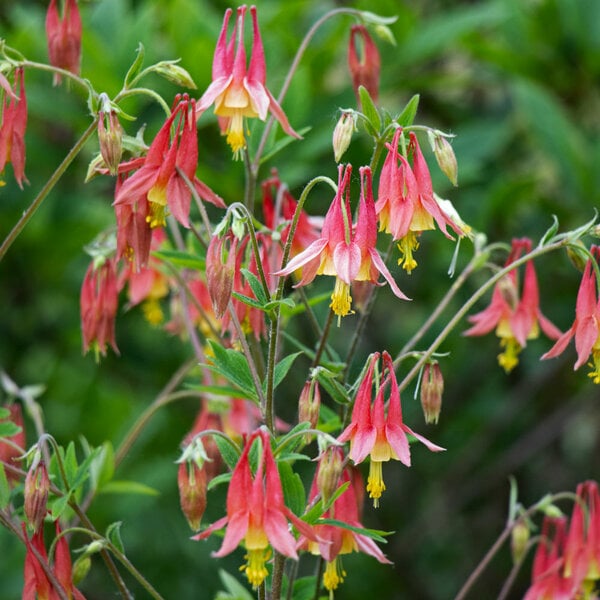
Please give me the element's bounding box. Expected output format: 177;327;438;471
193;429;316;588
45;0;82;85
464;238;561;373
542;246;600;382
114;95;224;235
301;465;391;593
196;6;301;157
338;352;444;507
376;129;464;273
0;403;25;484
274;165;408;319
80;256;120;358
348;25;380;104
0;68;28;188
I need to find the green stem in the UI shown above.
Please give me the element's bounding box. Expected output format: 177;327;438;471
270;552;286;600
312;309;335;369
115;87;172;117
312;557;325;600
0;119;98;262
21;59;91;93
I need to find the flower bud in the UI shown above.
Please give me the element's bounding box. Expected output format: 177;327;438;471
24;459;49;532
332;111;356;163
177;460;207;531
72;556;92;587
206;235;237;318
316;446;344;506
151;61;197;89
420;363;444;425
348;25;380;104
511;519;530;564
428;132;458;186
0;403;26;484
98;107;123;176
298;380;320;430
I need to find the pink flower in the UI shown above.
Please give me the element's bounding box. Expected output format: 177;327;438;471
542;246;600;382
464;238;561;373
338;352;444;506
375;129;464;273
114;95;224;234
274;165;408;319
45;0;82;85
196;6;300;156
0;68;28;188
193;429;316;587
348;25;380;104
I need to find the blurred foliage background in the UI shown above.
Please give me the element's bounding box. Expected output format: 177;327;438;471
1;0;600;598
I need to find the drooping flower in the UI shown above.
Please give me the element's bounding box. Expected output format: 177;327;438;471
348;25;380;104
274;165;408;319
302;464;391;593
338;352;444;506
45;0;82;85
193;428;316;587
375;129;464;273
0;402;25;484
196;6;301;157
114;95;224;234
80;256;120;358
0;67;28;188
465;238;561;373
542;246;600;382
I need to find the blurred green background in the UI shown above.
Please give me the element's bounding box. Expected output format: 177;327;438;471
1;0;600;598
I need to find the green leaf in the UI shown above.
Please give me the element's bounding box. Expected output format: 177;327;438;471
0;421;21;437
259;126;311;165
153;249;205;271
214;435;241;471
0;407;11;419
359;85;381;133
106;521;125;554
358;11;399;26
302;482;350;524
230;292;265;311
99;480;159;496
124;42;145;87
240;268;268;305
205;341;258;402
50;491;73;520
275;421;312;456
314;370;350;405
217;569;254;600
185;383;255;400
278;461;305;518
0;463;10;509
539;215;559;247
207;471;232;491
315;519;392;543
265;352;302;395
263;298;296;312
64;442;79;488
397;94;420;128
89;442;115;492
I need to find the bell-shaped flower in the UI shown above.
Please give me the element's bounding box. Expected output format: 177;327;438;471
542;246;600;382
45;0;82;85
196;6;300;156
376;129;464;273
348;25;380;104
114;95;224;236
274;165;408;319
465;238;561;373
338;352;444;506
0;67;28;188
193;428;316;588
301;465;391;593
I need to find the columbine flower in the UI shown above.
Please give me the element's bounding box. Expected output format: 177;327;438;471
45;0;82;85
348;25;380;104
114;95;224;233
193;428;316;587
0;67;28;188
196;6;301;157
375;129;464;273
338;352;444;507
465;238;562;373
302;465;391;593
274;164;408;320
0;403;25;484
542;246;600;382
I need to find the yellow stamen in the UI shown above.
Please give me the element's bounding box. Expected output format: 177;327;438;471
225;111;247;158
587;349;600;384
142;299;163;325
240;548;270;588
366;460;386;508
323;558;346;593
146;185;168;228
397;232;419;274
497;336;522;374
330;278;354;320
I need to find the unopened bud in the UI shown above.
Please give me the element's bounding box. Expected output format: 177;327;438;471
317;447;344;506
206;235;237;318
298;380;321;444
420;363;444;425
177;460;207;531
0;403;25;484
24;459;49;532
566;241;588;273
98;110;123;176
429;131;458;186
511;519;530;564
332;111;356;163
348;25;380;104
72;556;92;587
151;61;197;90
